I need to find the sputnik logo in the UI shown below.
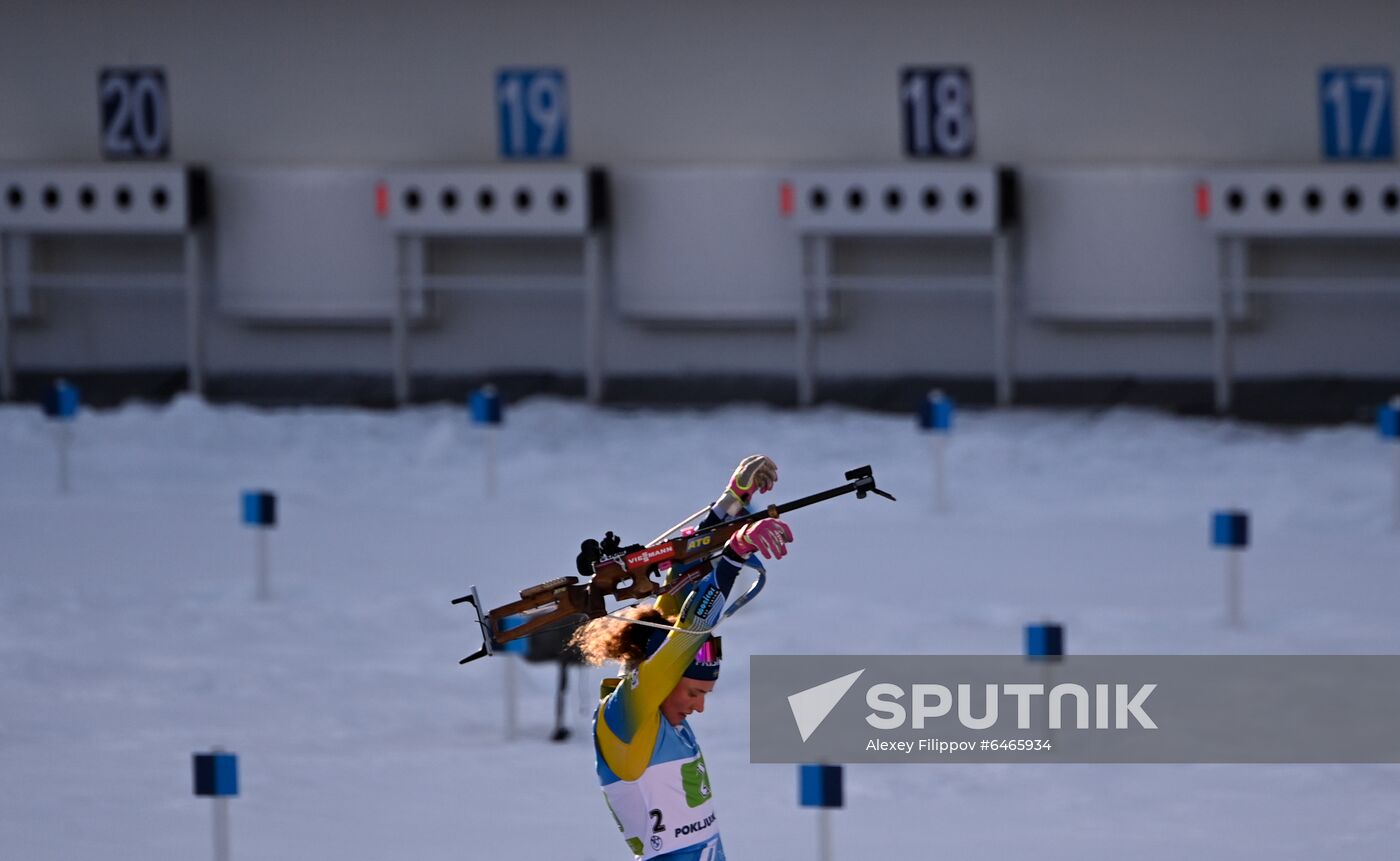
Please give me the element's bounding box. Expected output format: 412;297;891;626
787;669;865;742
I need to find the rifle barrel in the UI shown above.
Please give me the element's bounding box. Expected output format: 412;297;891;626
699;478;863;535
617;469;889;576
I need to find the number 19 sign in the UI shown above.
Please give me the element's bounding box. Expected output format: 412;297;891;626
1319;66;1394;161
901;67;974;159
497;68;568;160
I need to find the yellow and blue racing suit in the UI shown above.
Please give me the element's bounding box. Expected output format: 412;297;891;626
593;515;744;860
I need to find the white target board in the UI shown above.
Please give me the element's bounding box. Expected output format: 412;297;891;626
782;166;1011;235
1202;169;1400;236
378;167;600;236
0;165;202;233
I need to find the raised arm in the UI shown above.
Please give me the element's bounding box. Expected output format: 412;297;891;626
597;458;792;778
657;455;780;617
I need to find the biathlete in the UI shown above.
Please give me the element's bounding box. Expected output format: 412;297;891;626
571;456;795;861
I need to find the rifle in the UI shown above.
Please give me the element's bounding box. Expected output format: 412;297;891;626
452;465;895;665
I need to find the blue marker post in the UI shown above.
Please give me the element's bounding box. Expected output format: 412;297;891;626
1212;510;1249;628
1380;397;1400;530
1025;622;1065;735
241;490;277;602
470;385;504;498
192;748;238;861
498;614;530;741
42;379;80;494
800;763;842;861
918;389;955;513
1025;622;1064;663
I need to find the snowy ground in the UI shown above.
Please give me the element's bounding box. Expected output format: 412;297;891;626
2;396;1398;860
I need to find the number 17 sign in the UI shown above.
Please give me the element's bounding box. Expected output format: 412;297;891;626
1319;66;1394;161
497;68;569;160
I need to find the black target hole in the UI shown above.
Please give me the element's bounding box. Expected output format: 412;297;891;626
846;187;865;211
810;187;828;211
477;188;496;212
441;188;459;211
884;188;903;211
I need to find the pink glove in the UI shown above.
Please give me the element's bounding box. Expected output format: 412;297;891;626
727;519;794;560
719;455;778;516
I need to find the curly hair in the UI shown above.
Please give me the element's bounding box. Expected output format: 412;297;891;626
569;604;673;670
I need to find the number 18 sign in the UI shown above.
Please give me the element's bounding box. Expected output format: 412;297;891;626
1319;66;1394;161
901;67;975;159
497;68;568;160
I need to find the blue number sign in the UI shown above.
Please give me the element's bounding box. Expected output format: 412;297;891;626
497;68;569;159
99;67;171;159
901;67;975;158
1320;67;1394;161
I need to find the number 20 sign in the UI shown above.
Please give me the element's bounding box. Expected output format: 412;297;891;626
901;67;974;159
99;67;171;159
497;68;568;160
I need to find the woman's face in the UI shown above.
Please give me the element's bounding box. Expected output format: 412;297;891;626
662;678;717;726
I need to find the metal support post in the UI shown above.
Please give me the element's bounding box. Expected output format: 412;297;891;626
1213;236;1235;414
796;235;826;407
816;807;833;861
1226;548;1242;629
184;230;205;395
584;230;605;403
1393;444;1400;531
992;231;1013;406
56;423;72;494
0;232;11;400
392;235;413;404
255;528;271;603
931;433;949;513
504;654;519;741
485;425;499;499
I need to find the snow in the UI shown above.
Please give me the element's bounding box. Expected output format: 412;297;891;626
2;396;1398;860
